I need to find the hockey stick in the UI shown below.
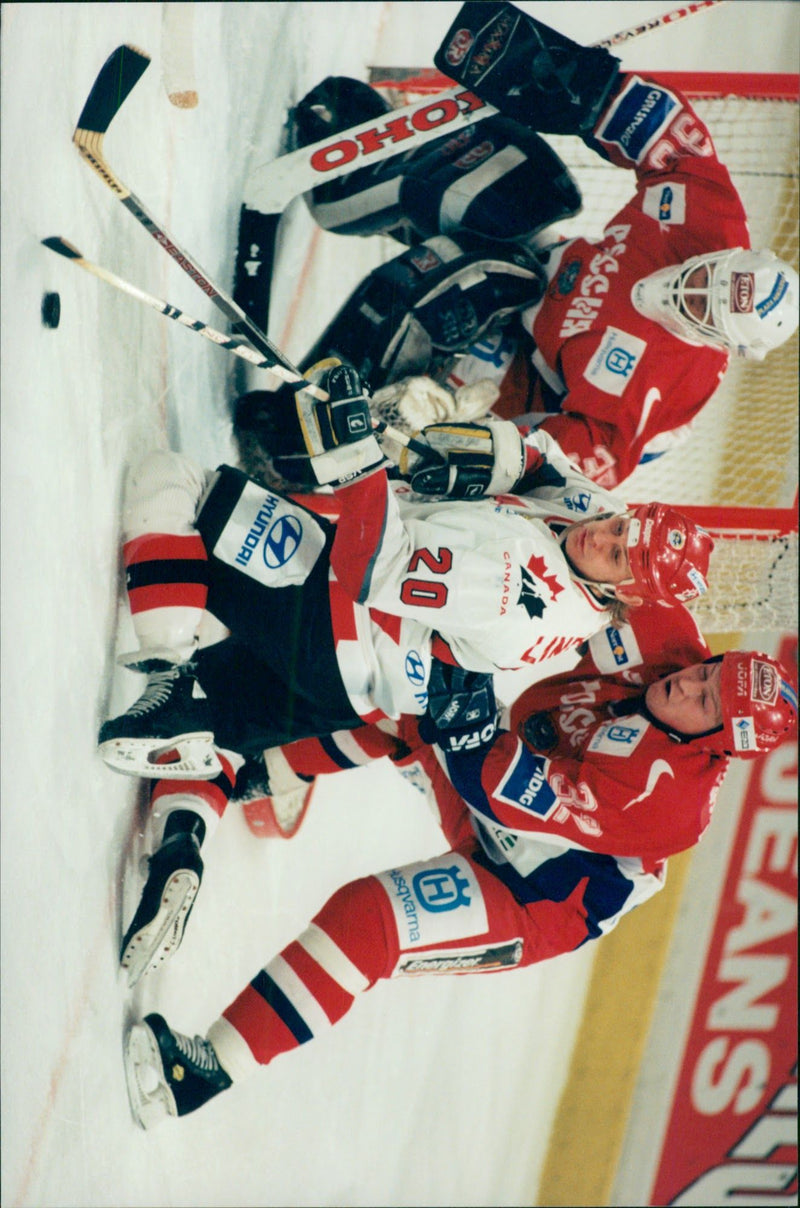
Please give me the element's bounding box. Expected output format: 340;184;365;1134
72;44;298;370
40;234;437;459
41;235;326;394
596;0;724;48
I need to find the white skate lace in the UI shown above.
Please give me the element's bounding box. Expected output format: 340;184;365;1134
174;1031;220;1073
126;667;181;718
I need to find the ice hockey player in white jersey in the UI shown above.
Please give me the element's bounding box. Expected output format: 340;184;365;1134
98;363;713;781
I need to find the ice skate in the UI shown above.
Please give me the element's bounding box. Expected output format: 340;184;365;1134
120;812;205;987
98;658;222;780
233;753;314;839
124;1012;232;1130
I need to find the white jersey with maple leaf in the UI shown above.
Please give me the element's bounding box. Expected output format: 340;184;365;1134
326;429;621;722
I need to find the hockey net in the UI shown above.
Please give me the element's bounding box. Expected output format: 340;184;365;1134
371;70;799;634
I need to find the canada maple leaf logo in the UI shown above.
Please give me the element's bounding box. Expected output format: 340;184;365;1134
526;554;564;602
518;567;546;619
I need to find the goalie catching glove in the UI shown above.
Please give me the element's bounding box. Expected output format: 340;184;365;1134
399;414;526;499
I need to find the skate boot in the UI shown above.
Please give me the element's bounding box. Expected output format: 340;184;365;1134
124;1012;232;1129
120;811;205;987
233;752;314;839
99;658;222;779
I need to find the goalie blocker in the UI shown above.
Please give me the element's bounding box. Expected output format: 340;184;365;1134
434;1;621;137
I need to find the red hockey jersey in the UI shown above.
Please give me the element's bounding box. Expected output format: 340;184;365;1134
449;73;749;487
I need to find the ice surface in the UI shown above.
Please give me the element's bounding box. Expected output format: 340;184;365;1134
2;5;797;1207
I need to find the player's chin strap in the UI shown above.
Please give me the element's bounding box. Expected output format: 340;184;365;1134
610;656;726;747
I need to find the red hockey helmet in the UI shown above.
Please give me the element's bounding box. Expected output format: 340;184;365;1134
623;503;714;606
699;650;798;759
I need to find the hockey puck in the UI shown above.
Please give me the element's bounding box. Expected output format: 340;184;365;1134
41;292;61;329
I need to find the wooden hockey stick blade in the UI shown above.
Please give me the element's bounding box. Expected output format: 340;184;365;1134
72;45;288;365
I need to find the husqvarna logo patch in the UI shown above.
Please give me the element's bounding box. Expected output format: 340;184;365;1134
588;717;647;756
377;855;487;951
584;327;646;397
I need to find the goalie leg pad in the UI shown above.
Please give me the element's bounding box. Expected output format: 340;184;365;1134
300;236;545;390
397;115;581;245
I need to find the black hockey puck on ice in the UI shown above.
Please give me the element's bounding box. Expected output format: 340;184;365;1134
41;292;61;329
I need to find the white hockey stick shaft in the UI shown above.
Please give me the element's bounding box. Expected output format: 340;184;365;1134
246;0;726;213
40;235;430;457
594;0;725;48
41;236;326;394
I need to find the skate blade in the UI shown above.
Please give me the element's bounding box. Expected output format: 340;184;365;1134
98;733;222;779
124;1020;177;1130
121;869;200;988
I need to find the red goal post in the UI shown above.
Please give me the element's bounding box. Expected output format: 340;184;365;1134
370;69;799;634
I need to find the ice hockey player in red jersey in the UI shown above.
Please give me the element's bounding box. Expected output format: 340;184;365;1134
121;646;797;1130
240;593;715;839
277;2;799;490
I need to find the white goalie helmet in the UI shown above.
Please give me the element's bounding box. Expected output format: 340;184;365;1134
632;248;799;360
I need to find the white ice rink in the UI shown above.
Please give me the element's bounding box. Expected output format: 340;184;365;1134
2;5;798;1207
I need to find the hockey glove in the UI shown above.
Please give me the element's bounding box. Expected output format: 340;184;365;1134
434;2;620;137
288;361;386;487
399;418;525;499
418;661;500;754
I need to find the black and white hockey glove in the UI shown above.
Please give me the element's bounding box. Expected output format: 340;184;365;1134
418;661;500;754
399;418;525;499
287;362;386;487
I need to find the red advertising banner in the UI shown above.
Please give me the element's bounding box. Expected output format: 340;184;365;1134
650;634;798;1206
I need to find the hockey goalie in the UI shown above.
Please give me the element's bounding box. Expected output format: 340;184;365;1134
235;1;798;490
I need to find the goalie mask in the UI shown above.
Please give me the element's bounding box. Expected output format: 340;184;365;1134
647;651;798;759
632;248;799;360
565;503;713;607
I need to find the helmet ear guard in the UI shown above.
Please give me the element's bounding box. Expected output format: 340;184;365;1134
632;248;799;360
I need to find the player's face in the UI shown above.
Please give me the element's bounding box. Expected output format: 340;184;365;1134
679;263;711;324
645;662;723;735
564;515;632;585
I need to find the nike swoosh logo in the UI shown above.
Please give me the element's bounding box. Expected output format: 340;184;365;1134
623;759;674;810
633;386;662;443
